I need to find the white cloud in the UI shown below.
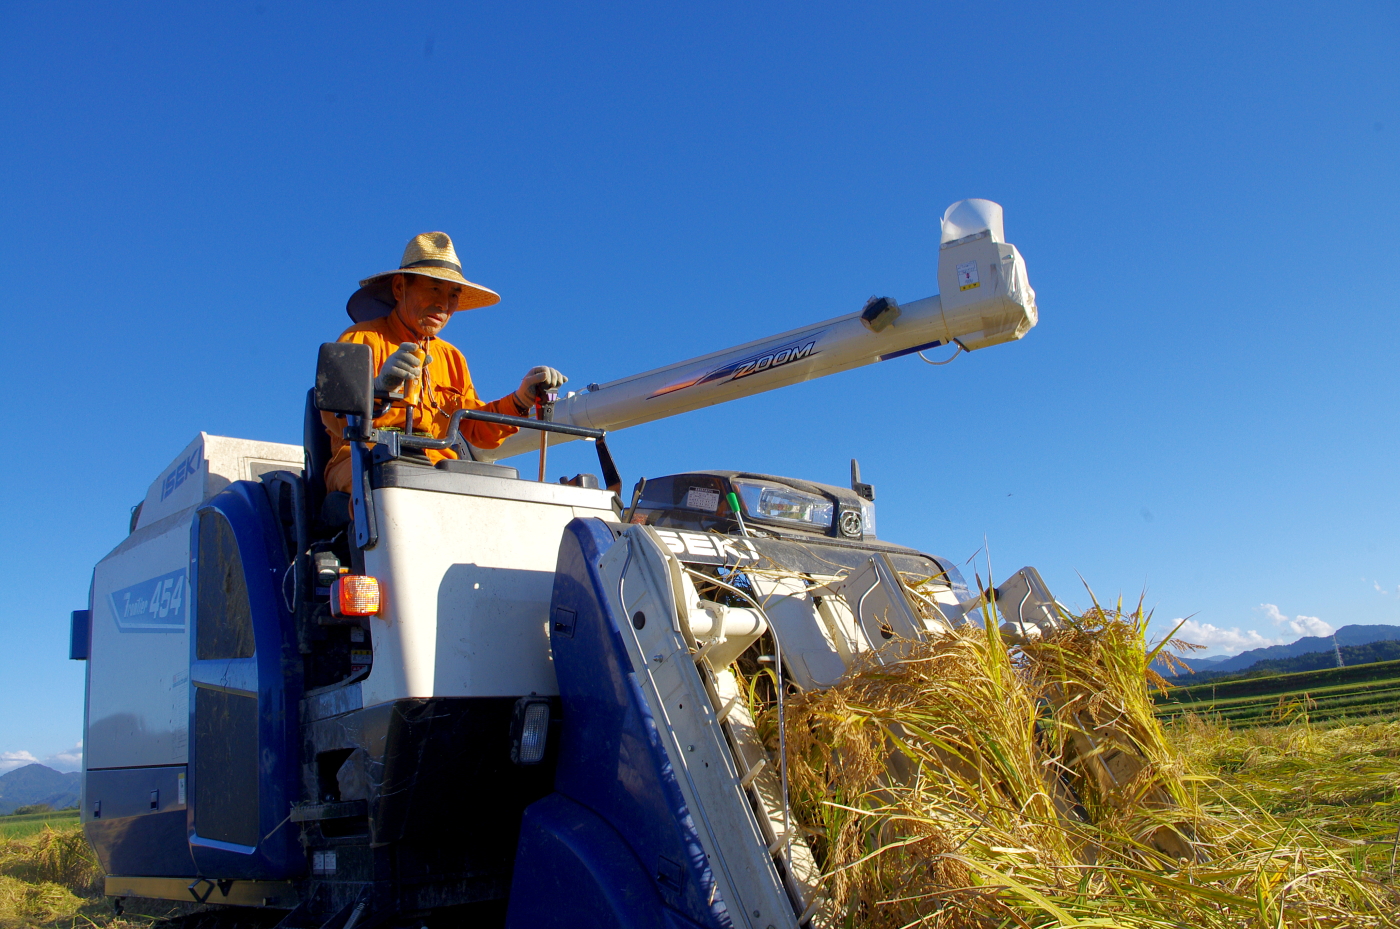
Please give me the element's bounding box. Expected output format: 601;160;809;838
1291;614;1333;637
1173;620;1285;654
1172;605;1338;657
0;751;40;775
43;744;82;773
1375;582;1387;594
0;743;83;775
1257;603;1334;638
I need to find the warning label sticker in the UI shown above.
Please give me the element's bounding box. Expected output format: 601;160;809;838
685;487;721;512
956;261;980;291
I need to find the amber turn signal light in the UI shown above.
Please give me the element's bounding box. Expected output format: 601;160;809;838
331;576;381;616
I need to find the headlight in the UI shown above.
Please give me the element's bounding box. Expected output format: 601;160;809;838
860;501;877;537
732;480;833;529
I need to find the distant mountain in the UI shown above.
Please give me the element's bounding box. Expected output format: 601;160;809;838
1205;625;1400;674
0;764;80;815
1155;625;1400;679
1153;654;1229;676
1203;640;1400;680
1162;641;1400;685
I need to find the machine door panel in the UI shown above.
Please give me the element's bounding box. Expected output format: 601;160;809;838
190;507;261;849
192;688;259;847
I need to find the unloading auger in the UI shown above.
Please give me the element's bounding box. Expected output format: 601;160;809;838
68;199;1191;929
473;198;1037;462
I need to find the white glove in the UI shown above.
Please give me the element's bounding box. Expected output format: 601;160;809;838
375;342;431;392
515;366;568;409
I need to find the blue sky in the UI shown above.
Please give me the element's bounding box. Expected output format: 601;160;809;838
1;2;1397;772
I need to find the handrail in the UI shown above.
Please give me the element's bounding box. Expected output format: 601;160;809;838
348;407;621;495
365;407;605;450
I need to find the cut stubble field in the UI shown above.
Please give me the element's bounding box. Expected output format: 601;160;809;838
1154;659;1400;727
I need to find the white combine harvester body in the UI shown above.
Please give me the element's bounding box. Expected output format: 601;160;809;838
73;201;1090;928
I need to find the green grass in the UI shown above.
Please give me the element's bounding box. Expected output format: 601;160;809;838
0;812;79;841
1166;658;1400;699
1155;658;1400;727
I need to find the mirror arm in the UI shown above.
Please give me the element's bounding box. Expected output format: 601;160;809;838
348;415;379;550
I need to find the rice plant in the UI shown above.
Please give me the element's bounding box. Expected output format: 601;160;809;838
0;827;98;927
0;875;82;929
0;828;101;897
759;592;1400;927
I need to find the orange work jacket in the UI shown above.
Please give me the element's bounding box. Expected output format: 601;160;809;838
322;312;523;494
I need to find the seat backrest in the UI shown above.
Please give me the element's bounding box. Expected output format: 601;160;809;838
303;388;331;518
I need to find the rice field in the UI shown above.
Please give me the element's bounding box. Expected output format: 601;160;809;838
1154;659;1400;727
3;606;1399;926
0;813;79;842
2;719;1398;927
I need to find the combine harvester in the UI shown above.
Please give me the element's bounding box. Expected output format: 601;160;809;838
71;200;1094;927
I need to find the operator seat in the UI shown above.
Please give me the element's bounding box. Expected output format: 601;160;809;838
303;389;523;530
303;389;351;529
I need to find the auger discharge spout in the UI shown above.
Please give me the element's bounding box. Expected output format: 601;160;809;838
474;198;1037;462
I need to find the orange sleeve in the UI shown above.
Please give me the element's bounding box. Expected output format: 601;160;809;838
320;324;524;493
432;344;522;451
461;394;527;450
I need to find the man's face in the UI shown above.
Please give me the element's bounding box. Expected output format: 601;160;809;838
392;273;462;337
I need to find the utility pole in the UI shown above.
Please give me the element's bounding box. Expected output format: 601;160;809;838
1333;634;1345;668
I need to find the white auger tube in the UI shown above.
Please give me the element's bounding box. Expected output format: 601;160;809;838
475;199;1036;463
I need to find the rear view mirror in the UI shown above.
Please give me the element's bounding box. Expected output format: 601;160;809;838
315;342;374;421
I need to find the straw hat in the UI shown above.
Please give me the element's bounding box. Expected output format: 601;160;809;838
346;231;500;323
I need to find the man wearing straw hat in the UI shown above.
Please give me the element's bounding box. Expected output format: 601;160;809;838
321;231;566;494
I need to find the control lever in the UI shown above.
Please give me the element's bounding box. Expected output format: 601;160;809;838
536;390;557;481
402;342;428;437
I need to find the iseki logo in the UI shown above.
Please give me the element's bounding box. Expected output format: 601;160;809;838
161;448;202;501
653;529;759;564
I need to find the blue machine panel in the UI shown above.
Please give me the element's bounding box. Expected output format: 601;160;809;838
509;793;706;929
85;766;195;877
185;481;304;880
69;610;90;660
506;518;732;929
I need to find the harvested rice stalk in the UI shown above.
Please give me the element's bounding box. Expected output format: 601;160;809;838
770;622;1081;927
0;874;82;929
1020;595;1208;864
762;609;1400;926
0;825;103;905
0;825;102;895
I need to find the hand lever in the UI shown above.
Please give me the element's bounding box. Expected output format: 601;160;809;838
535;390;557;481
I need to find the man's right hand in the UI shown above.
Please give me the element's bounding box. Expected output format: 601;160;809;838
375;342;429;392
514;366;568;410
